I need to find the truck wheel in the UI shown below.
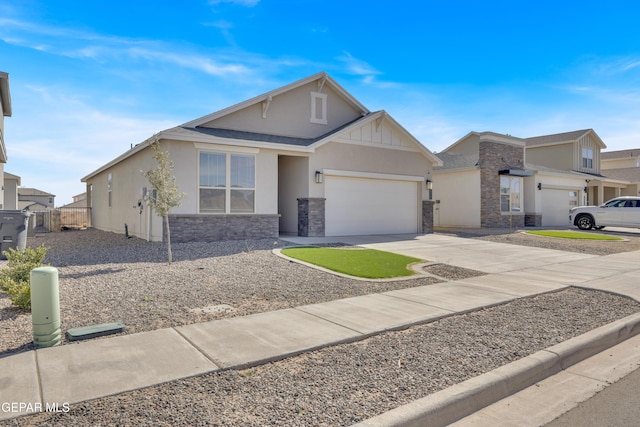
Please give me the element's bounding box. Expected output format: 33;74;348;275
576;214;594;230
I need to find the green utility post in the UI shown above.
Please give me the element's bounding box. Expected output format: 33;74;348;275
31;266;61;348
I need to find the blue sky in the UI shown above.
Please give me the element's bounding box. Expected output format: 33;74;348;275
1;0;640;205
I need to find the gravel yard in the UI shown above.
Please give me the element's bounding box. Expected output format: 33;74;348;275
1;229;444;356
1;228;639;426
5;288;639;427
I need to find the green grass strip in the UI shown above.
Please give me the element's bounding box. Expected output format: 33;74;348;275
526;230;622;241
281;247;421;279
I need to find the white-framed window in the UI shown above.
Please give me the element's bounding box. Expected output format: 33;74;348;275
199;151;255;213
310;91;327;125
107;173;112;208
582;147;594;169
500;176;523;213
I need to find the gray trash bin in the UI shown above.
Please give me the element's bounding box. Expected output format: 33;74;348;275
0;210;31;258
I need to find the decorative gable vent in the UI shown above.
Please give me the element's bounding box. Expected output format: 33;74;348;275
310;91;327;125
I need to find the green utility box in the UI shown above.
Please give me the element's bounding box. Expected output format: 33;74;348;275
31;266;61;348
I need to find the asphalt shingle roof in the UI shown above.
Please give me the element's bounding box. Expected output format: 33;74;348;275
601;149;640;160
434;152;479;170
182;115;369;147
525;129;592;147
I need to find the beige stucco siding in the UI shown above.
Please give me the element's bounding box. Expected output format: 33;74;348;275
447;134;480;155
524;173;586;216
526;143;574;171
278;155;309;234
432;169;481;227
601;158;639;169
201;82;362;139
87;144;162;240
308;141;431;200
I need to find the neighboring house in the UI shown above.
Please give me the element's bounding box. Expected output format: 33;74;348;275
525;129;627;209
3;172;20;210
82;72;442;242
0;71;11;209
433;129;623;228
61;192;88;208
18;188;56;210
600;149;640;199
433;132;531;228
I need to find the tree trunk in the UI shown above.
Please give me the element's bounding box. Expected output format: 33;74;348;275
164;213;172;264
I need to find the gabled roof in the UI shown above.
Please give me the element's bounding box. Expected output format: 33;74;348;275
182;72;369;128
167;110;442;166
441;131;526;154
601;148;640;160
434;152;479;171
0;71;11;117
83;73;441;181
3;171;21;184
18;187;55;197
180;114;365;147
525;129;605;148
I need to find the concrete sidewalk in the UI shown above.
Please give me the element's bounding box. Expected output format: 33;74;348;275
1;234;639;423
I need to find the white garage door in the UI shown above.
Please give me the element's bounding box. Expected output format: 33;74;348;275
325;175;418;236
541;189;578;226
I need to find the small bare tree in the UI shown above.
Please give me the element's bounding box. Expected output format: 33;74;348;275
143;138;185;263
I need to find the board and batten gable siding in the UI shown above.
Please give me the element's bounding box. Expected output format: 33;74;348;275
575;133;601;174
199;81;363;140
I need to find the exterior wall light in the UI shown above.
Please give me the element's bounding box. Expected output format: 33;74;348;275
425;179;433;191
315;171;323;184
537;182;542;190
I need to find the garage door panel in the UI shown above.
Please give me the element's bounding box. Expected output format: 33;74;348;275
325;176;418;236
541;189;578;227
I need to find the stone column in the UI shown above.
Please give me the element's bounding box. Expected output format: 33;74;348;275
297;198;325;237
422;200;435;233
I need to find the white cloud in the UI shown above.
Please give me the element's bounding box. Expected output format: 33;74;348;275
6;85;176;205
208;0;260;6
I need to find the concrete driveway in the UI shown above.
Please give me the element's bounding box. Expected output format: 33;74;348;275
282;233;596;274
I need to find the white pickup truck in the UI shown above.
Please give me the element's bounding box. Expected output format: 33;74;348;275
569;197;640;230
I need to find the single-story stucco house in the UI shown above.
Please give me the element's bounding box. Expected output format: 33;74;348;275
432;129;624;228
82;72;442;242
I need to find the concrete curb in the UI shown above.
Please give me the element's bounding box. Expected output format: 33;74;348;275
353;311;640;427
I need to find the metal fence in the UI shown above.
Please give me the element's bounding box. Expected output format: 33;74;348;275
29;207;92;233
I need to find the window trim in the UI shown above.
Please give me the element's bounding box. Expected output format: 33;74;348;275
310;91;327;125
500;175;523;214
581;147;594;169
198;150;256;214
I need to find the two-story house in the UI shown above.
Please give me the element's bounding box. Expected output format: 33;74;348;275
433;129;624;228
18;188;56;210
600;149;640;199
